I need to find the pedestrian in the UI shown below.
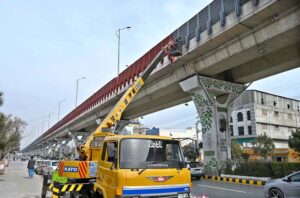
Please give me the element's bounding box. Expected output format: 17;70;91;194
41;166;51;198
27;156;35;178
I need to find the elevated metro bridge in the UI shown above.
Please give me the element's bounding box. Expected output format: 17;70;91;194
23;0;300;164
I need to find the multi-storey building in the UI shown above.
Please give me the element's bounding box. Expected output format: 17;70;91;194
230;90;300;150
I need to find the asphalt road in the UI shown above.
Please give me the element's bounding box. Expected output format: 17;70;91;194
191;178;264;198
0;160;49;198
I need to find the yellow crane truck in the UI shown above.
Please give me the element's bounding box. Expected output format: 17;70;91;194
52;38;192;198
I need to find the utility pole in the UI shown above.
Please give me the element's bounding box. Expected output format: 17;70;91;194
48;112;54;129
58;99;66;121
75;77;86;107
116;26;131;77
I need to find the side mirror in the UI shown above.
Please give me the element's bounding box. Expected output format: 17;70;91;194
283;177;291;182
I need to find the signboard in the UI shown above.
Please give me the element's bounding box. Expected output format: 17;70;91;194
89;162;97;177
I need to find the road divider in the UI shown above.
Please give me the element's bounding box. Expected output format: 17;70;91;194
201;175;266;186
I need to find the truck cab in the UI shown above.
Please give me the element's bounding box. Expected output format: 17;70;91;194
94;135;191;198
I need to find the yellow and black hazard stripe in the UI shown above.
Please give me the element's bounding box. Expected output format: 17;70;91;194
49;183;53;190
51;182;89;198
52;186;60;198
202;175;267;186
60;183;84;192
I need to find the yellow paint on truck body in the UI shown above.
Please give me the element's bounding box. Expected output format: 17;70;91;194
94;135;192;198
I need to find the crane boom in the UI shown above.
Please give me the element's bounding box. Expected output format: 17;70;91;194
77;39;182;161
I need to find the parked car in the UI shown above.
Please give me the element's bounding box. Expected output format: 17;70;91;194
186;161;204;179
264;171;300;198
41;160;58;175
34;159;43;173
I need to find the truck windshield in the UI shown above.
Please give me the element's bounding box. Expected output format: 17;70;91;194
120;139;184;169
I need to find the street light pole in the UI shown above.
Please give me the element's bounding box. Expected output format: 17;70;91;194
48;112;54;129
116;26;131;77
58;99;66;121
75;77;86;107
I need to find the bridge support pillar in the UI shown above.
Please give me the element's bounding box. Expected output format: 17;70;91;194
55;137;72;160
180;75;245;175
69;132;91;159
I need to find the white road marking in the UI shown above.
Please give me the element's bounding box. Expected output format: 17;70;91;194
197;184;248;194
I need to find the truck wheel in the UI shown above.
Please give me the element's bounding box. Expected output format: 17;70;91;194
91;192;103;198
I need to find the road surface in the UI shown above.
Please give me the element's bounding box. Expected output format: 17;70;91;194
191;178;264;198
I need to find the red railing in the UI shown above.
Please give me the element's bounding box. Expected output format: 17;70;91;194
40;34;173;141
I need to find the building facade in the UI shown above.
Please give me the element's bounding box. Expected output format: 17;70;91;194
230;90;300;149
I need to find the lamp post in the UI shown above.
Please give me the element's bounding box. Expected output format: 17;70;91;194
48;112;54;129
116;26;131;77
75;77;86;107
58;99;66;121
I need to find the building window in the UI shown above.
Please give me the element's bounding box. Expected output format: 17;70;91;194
262;124;268;130
297;106;299;112
247;111;251;120
261;98;264;104
262;109;267;116
287;104;290;109
274;125;279;130
237;112;243;122
274;111;279;117
273;101;277;106
248;126;252;135
230;116;233;123
238;127;244;136
230;125;233;136
287;113;292;120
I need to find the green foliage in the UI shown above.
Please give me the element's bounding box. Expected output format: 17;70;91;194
241;152;250;161
288;129;300;153
0;113;26;160
224;161;300;178
182;142;197;161
271;162;300;178
252;134;275;159
0;91;3;106
231;139;243;162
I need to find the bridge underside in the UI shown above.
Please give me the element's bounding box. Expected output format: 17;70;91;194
24;0;300;153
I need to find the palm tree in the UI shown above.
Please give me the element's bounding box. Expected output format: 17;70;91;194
0;91;3;106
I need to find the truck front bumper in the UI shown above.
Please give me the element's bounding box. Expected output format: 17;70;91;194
120;184;191;198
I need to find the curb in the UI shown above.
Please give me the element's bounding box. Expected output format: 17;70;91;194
201;175;266;186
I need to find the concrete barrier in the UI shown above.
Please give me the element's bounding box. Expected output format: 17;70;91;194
201;175;267;186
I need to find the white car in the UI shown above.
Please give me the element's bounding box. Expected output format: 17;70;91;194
49;160;59;171
264;171;300;198
187;161;204;180
41;160;59;175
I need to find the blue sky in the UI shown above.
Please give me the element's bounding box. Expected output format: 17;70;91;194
0;0;299;149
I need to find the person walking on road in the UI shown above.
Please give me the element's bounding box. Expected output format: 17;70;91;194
27;156;35;178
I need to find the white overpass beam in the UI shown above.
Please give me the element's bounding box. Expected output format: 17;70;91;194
180;75;245;176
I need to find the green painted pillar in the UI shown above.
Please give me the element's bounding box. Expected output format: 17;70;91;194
180;75;245;175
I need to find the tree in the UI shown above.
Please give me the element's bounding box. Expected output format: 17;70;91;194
241;152;250;162
0;91;3;106
288;129;300;153
182;142;198;161
231;139;243;162
252;134;275;159
0;113;26;160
